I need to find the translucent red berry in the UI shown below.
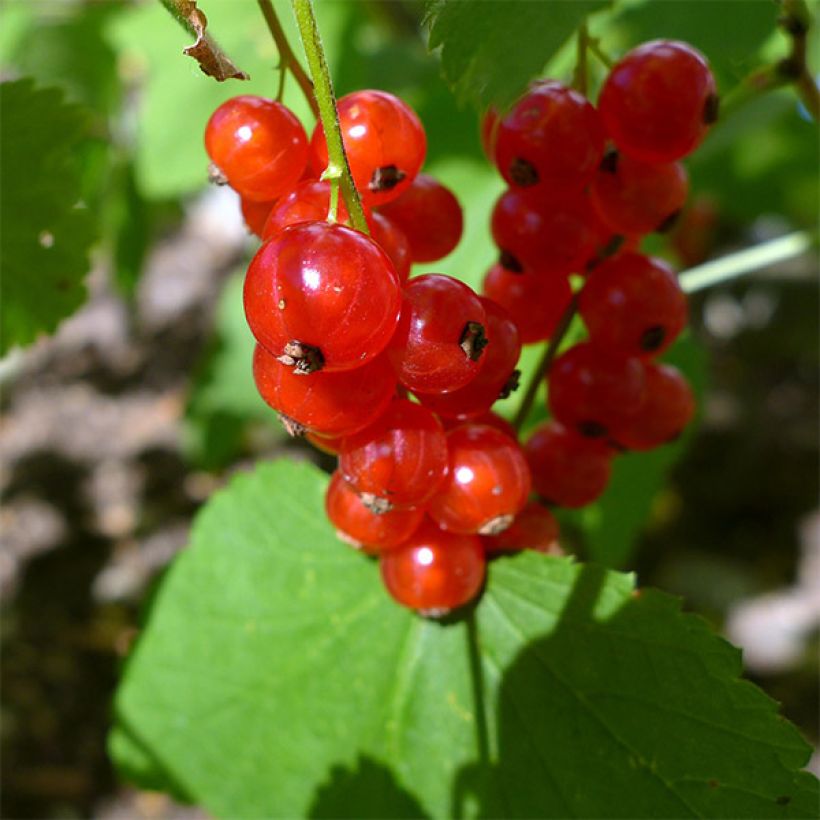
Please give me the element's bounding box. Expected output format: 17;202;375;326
599;40;718;163
442;411;518;441
240;196;276;238
205;96;308;201
261;180;352;240
494;80;605;193
339;398;449;510
310;89;426;207
388;274;487;394
253;345;396;437
524;421;613;508
377;173;463;263
380;519;485;614
491;187;600;275
370;212;412;282
306;431;343;456
415;297;521;419
548;342;646;438
590;151;689;236
610;363;695;451
429;424;531;535
482;264;573;345
483;501;561;554
579;252;688;358
325;471;424;553
244;221;401;373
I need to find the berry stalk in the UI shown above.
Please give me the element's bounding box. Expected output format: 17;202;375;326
290;0;369;233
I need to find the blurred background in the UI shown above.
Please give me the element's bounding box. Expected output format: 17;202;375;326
0;0;817;816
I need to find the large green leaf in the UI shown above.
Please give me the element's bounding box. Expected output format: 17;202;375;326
0;79;96;354
111;459;818;818
425;0;610;108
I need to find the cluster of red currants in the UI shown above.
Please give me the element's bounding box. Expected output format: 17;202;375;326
203;38;716;617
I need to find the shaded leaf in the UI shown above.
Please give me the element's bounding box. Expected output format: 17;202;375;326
111;459;818;818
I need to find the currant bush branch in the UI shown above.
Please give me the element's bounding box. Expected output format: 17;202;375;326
571;22;590;96
290;0;369;233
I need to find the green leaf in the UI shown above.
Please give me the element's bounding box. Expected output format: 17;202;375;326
111;459;818;818
425;0;610;108
0;79;96;354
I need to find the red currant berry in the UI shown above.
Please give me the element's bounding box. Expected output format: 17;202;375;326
442;411;518;441
609;363;695;450
370;212;412;282
310;90;426;207
244;221;401;373
377;173;463;263
306;431;343;456
482;264;573;345
325;471;424;553
339;398;449;510
415;297;521;419
380;518;485;614
491;187;600;275
599;40;717;163
670;195;719;267
205;96;308;201
524;420;613;508
240;196;276;238
388;274;487;394
429;424;531;535
253;345;396;437
261;180;353;240
579;252;687;358
548;342;646;438
494;80;605;193
483;501;561;554
590;151;689;237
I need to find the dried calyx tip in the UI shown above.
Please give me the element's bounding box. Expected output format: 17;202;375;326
460;322;489;362
479;514;514;536
277;341;325;375
498;369;521;399
207;162;228;185
359;492;393;515
509;157;538;187
278;413;306;437
370;164;406;193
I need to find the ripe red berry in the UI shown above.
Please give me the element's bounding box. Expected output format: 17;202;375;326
415;297;521;419
590;151;689;236
253;345;396;437
483;501;561;554
491;187;600;275
310;90;426;207
493;80;605;193
442;411;518;441
524;421;613;508
244;221;401;373
482;264;573;345
240;196;276;238
339;398;449;510
429;424;531;535
261;180;353;240
609;363;695;450
370;212;412;282
548;342;646;438
599;40;717;163
325;471;424;552
380;519;485;614
579;252;688;358
205;96;308;201
306;431;343;455
388;274;487;394
670;195;719;267
376;173;463;263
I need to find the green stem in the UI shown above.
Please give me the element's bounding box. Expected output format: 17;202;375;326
257;0;318;118
572;22;589;95
587;37;613;70
290;0;369;233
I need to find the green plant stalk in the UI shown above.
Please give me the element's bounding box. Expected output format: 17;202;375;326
290;0;369;232
571;22;589;96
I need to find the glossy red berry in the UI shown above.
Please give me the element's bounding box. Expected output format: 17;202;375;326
579;252;688;358
388;274;487;394
339;398;449;510
370;212;412;282
590;151;689;237
380;519;485;614
244;221;401;373
610;363;695;450
261;180;353;240
670;195;719;267
240;196;276;238
482;264;573;345
483;501;561;554
494;80;605;193
429;424;531;535
416;297;521;419
599;40;718;163
325;471;424;553
205;96;308;201
524;421;613;508
377;173;463;263
310;90;426;207
491;187;600;275
548;342;646;438
253;345;396;437
306;431;343;456
442;411;518;441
